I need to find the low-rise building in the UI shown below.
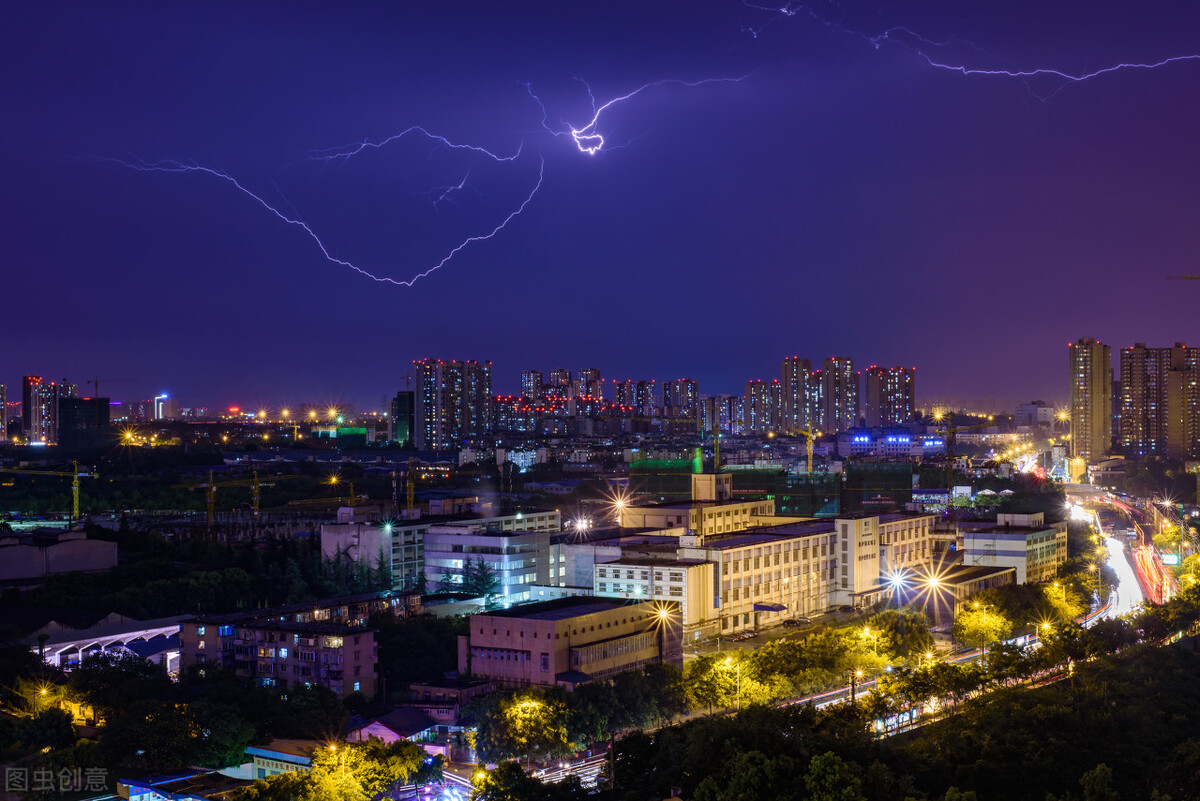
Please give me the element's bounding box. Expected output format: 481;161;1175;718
245;740;319;779
961;512;1068;584
179;617;376;698
459;597;679;689
423;523;552;605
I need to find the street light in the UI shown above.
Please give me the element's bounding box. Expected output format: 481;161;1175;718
862;626;878;656
847;668;865;702
328;744;346;778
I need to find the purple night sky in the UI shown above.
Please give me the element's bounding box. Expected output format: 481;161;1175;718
4;2;1200;410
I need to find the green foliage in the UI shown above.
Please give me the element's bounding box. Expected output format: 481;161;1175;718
19;707;77;750
69;651;172;719
694;750;801;801
236;737;439;801
951;606;1013;650
864;609;935;659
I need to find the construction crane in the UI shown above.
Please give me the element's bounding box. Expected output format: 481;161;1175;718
785;424;821;473
1167;274;1200;280
176;470;284;528
0;462;97;530
85;376;135;397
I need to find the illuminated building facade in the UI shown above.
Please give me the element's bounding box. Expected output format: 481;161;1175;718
577;368;603;399
1119;342;1200;458
414;359;493;450
520;370;544;402
821;357;858;433
0;384;6;442
663;378;699;421
22;376;77;444
1068;337;1112;461
781;356;815;432
862;366;915;427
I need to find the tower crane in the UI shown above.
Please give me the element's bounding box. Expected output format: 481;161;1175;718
174;470;293;528
0;462;97;529
785;424;822;473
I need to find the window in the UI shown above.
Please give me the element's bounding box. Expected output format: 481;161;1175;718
354;681;361;692
279;647;288;659
540;653;550;672
196;626;206;636
198;639;206;650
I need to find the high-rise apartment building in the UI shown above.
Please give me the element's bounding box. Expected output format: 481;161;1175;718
701;394;737;435
547;369;572;396
521;370;544;401
805;370;824;432
1068;337;1112;461
744;380;782;434
0;384;6;442
863;366;915;427
22;377;77;444
58;397;111;449
663;378;700;421
414;359;493;450
1119;342;1200;458
577;368;603;400
635;380;656;416
821;357;859;433
781;357;815;432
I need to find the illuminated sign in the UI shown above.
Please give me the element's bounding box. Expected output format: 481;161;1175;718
1162;554;1180;566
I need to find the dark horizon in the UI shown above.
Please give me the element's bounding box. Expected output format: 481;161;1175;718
5;2;1199;410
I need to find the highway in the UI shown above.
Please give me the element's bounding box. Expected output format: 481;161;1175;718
1103;535;1145;617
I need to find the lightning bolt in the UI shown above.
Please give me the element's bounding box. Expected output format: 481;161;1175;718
526;75;749;155
108;74;742;286
101;156;543;287
304;125;523;164
745;1;1200;101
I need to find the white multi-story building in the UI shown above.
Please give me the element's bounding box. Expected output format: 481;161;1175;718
962;512;1068;584
422;523;554;605
322;510;560;593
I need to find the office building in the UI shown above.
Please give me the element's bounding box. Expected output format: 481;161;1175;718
1068;337;1112;461
153;394;179;421
414;359;493;450
322;510;560;594
663;378;699;421
460;597;679;689
862;366;915;427
423;523;553;605
521;370;544;402
58;397;111;449
1014;400;1055;428
389;391;415;446
822;357;858;433
1119;342;1200;458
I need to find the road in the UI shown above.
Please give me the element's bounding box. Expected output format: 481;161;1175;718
1103;535;1146;617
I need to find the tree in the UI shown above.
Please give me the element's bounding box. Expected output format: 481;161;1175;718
69;650;172;714
865;609;935;659
473;692;574;764
19;707;76;750
804;751;866;801
952;606;1012;650
189;700;255;768
694;750;801;801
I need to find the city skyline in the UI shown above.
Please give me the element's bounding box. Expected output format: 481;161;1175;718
6;2;1200;406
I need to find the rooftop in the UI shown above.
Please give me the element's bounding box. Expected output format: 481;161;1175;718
478;596;644;621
